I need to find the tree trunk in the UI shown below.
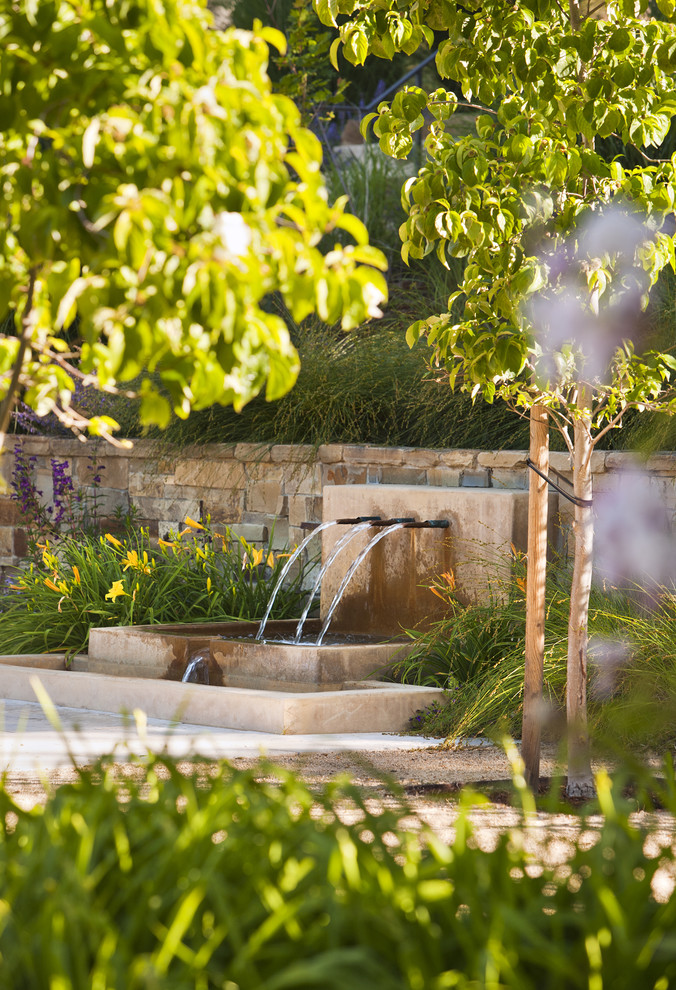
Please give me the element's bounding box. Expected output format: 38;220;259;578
0;272;38;488
566;403;595;799
522;403;549;790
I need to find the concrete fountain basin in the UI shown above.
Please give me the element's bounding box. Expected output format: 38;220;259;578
0;619;439;735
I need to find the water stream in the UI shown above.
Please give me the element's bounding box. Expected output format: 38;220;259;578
293;519;375;643
315;522;408;646
255;520;338;641
182;650;211;683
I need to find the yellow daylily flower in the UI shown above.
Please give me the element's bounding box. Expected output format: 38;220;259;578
72;566;81;585
123;550;152;574
105;580;128;602
105;533;123;548
206;576;212;593
249;547;264;568
266;551;275;569
44;578;60;593
158;538;176;548
185;516;205;530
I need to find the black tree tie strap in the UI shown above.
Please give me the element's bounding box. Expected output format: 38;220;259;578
525;457;593;508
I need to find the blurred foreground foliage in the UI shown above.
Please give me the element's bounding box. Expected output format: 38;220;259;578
0;749;675;987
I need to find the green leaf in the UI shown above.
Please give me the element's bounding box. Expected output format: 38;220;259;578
608;29;632;53
336;213;369;246
475;115;494;140
315;0;338;27
139;391;172;428
610;161;624;182
329;36;341;70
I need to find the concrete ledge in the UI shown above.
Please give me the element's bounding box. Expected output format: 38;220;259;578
0;654;72;670
0;665;443;735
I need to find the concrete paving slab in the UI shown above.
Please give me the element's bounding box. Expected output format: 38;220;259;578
0;698;443;772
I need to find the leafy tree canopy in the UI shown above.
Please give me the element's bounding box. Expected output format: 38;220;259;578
314;0;676;441
0;0;387;444
313;0;676;797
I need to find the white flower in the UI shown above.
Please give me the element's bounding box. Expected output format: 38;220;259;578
193;84;225;118
213;212;252;257
363;281;385;319
593;465;674;589
527;207;651;386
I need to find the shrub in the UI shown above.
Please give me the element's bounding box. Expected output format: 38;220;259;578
0;519;311;656
0;750;675;987
140;316;531;451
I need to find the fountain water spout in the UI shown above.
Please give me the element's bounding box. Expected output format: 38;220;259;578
402;519;450;529
182;650;210;683
315;521;414;647
255;520;338;641
293;519;380;643
255;517;381;641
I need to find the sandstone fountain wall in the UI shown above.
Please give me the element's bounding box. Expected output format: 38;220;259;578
2;437;675;570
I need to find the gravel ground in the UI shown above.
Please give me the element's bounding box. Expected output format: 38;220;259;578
3;742;675;896
2;741;550;810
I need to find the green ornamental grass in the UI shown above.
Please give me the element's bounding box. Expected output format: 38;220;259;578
0;748;675;988
398;554;676;748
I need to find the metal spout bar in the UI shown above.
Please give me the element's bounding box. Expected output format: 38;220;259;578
334;516;382;524
402;519;450;529
369;517;415;526
525;457;593;508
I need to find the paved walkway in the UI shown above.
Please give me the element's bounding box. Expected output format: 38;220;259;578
0;698;442;772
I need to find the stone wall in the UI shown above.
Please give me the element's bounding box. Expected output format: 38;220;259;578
1;436;675;568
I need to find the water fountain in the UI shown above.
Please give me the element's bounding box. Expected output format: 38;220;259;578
0;483;550;733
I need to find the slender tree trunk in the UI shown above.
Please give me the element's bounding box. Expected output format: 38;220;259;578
566;400;595;799
522;403;549;790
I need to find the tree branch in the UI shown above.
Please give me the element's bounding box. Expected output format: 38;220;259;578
547;405;575;455
0;268;39;443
